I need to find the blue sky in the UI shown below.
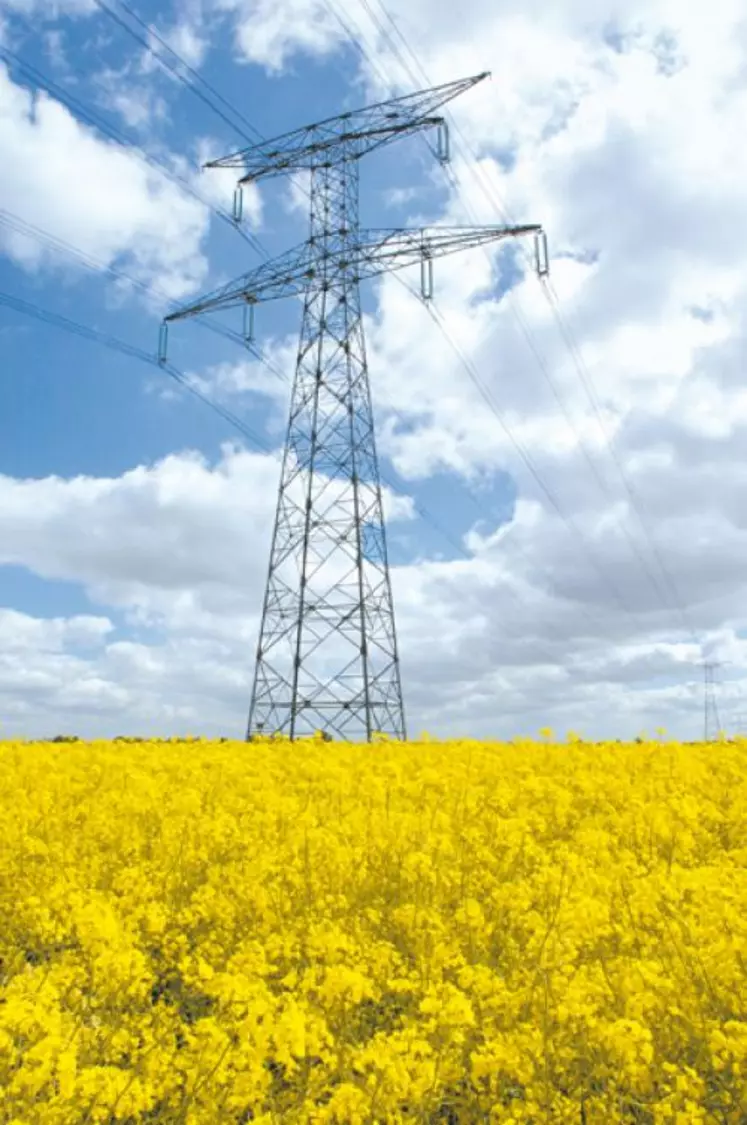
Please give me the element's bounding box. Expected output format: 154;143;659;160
0;7;500;558
1;0;747;740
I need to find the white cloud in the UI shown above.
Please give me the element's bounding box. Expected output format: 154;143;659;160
193;136;262;224
0;443;414;619
0;608;247;736
5;0;747;739
93;64;170;131
42;29;69;69
212;0;345;72
181;346;295;433
0;64;211;301
0;447;422;738
174;0;747;735
0;440;738;742
282;169;311;218
0;447;280;609
0;608;113;652
189;356;285;399
157;19;207;70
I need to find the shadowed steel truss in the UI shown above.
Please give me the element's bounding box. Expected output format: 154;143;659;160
163;73;546;742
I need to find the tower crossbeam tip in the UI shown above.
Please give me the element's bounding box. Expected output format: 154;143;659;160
203;72;490;182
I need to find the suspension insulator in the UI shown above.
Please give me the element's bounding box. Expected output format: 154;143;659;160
243;300;256;345
534;230;549;278
436;120;450;164
421;254;434;301
233;185;244;224
157;321;168;366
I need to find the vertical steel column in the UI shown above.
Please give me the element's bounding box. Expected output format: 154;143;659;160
247;144;405;741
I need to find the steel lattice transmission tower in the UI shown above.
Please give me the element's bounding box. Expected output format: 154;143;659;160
702;660;726;742
163;72;547;742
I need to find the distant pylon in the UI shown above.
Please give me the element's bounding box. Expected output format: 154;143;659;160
162;74;547;742
702;660;726;741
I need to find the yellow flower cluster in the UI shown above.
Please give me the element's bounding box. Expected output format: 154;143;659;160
1;732;746;1123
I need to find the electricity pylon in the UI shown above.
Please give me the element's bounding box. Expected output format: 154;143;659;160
702;660;727;741
162;73;548;742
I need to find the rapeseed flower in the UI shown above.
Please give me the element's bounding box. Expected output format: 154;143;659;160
0;734;744;1121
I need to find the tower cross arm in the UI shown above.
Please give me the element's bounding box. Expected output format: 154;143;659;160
204;73;490;182
163;241;314;322
163;224;544;323
353;224;542;279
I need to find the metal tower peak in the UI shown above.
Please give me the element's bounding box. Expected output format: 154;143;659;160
203;72;491;184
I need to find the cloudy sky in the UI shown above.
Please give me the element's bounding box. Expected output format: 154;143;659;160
1;0;745;741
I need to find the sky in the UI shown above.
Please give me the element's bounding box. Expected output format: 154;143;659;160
1;0;746;741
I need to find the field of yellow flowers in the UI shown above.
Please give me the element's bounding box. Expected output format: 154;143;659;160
0;733;746;1124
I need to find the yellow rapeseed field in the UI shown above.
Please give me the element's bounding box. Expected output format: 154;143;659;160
0;733;746;1124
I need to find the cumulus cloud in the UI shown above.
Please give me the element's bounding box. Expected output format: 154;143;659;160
0;607;249;736
4;0;747;739
0;446;422;738
93;64;170;132
165;0;747;736
193;136;262;224
0;440;732;742
155;18;208;70
211;0;345;72
0;447;280;609
0;443;414;621
0;64;211;301
0;608;113;652
179;343;297;442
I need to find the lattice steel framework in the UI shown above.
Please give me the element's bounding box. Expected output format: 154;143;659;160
163;73;547;742
703;660;724;742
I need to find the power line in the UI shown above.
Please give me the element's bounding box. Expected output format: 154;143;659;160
74;8;647;646
12;14;585;621
375;277;636;640
0;204;624;660
0;206;286;382
9;211;646;704
0;44;267;261
363;0;703;649
352;0;701;646
4;0;702;644
391;273;648;634
2;282;609;684
90;0;263;145
1;31;679;663
0;94;675;723
0;289;273;452
5;24;681;644
0;207;492;567
162;74;562;742
112;0;645;644
1;21;705;735
539;276;700;645
88;0;613;622
86;0;322;243
319;3;654;628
